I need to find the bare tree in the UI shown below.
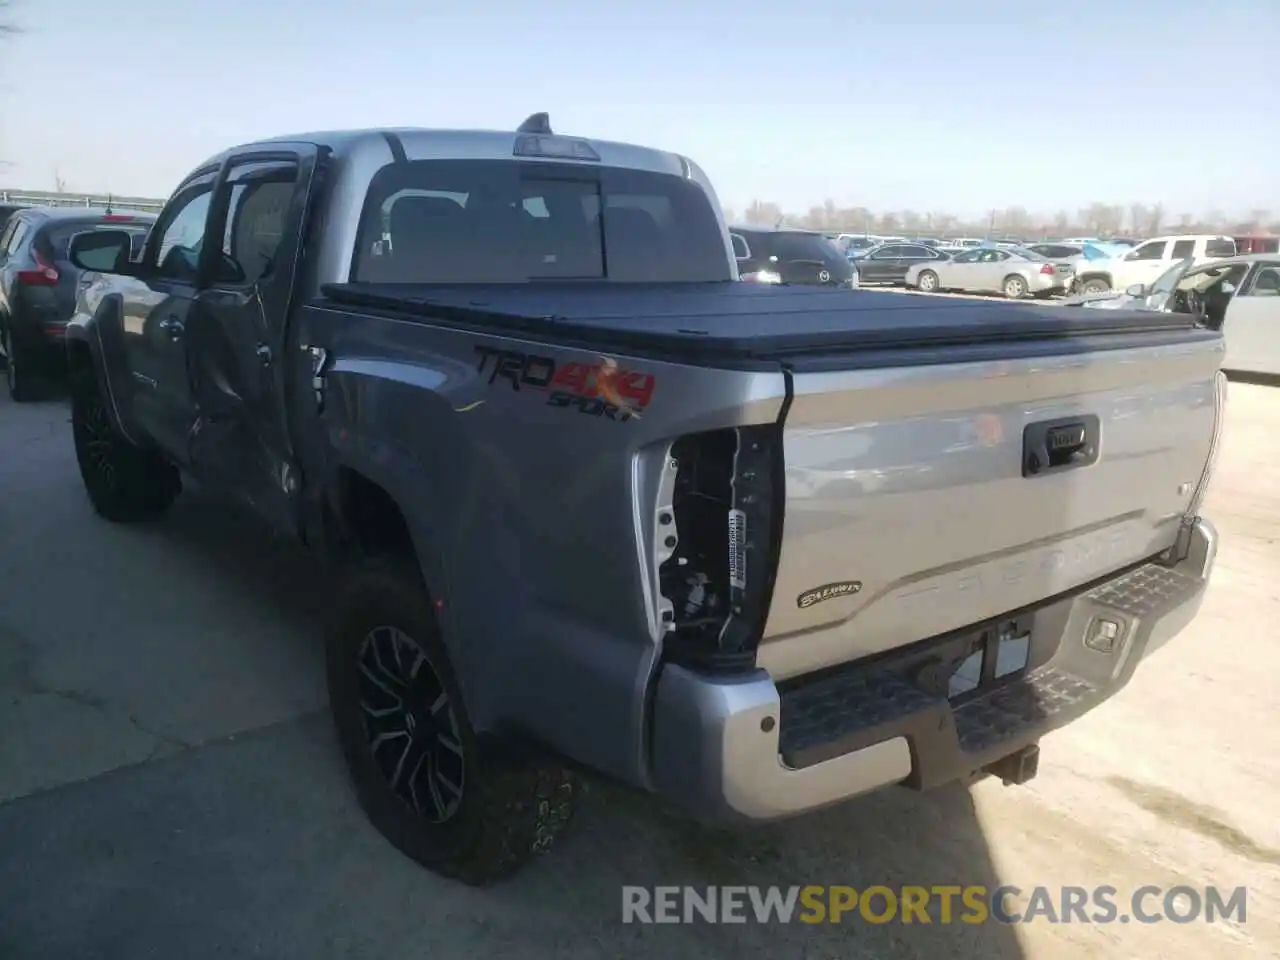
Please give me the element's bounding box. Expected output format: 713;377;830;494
726;196;1253;241
53;168;67;193
1144;203;1164;237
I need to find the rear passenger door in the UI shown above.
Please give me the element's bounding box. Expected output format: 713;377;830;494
184;144;324;535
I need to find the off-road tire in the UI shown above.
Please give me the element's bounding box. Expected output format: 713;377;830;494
327;560;579;885
70;369;180;521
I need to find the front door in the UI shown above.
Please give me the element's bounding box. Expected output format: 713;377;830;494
861;245;907;283
183;146;323;535
122;175;218;460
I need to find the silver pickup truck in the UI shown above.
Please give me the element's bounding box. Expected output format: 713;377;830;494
63;114;1224;885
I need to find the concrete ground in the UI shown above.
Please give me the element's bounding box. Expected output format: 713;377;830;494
0;381;1277;960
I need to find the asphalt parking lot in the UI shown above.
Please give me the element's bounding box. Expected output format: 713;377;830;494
1;379;1278;960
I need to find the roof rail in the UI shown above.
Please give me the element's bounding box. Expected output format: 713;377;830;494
516;112;552;134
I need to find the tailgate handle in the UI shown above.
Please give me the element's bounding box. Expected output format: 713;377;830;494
1023;415;1100;477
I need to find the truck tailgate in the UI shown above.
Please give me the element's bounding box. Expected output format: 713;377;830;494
758;337;1222;681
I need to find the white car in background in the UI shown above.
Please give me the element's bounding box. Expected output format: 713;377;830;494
1069;234;1236;295
1071;254;1280;377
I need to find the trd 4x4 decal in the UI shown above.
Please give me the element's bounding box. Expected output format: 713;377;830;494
473;345;655;422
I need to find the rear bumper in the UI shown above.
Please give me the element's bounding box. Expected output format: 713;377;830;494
649;516;1217;823
8;318;70;375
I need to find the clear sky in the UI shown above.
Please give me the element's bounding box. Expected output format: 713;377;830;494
1;0;1277;220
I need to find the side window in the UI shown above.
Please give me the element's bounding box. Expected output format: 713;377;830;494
953;250;980;263
1171;239;1195;259
1127;240;1167;261
1205;237;1237;258
902;245;933;258
730;233;750;259
3;219;32;257
873;245;905;259
215;159;299;287
1245;266;1280;297
0;218;19;257
153;184;215;283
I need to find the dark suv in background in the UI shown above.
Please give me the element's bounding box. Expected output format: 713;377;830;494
730;226;857;287
0;207;154;400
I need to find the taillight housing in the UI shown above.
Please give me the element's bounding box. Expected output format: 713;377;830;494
16;251;59;286
656;424;784;673
1039;264;1055;275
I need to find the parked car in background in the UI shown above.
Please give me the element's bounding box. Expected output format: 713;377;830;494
1069;234;1237;296
0;207;154;400
731;226;858;287
907;245;1072;298
1075;255;1280;376
854;241;950;285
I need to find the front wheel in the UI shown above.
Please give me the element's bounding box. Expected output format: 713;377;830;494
1003;275;1028;299
71;369;180;521
917;270;940;293
1080;278;1111;296
327;561;579;885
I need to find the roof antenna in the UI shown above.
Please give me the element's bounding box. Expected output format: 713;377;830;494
517;112;552;135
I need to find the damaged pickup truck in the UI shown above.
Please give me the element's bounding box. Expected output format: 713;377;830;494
65;114;1225;885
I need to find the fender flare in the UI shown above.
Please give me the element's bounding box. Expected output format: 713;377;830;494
65;293;149;446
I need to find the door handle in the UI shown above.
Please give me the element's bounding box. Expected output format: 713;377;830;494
158;315;185;341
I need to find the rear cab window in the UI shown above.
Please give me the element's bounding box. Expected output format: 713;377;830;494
352;159;731;284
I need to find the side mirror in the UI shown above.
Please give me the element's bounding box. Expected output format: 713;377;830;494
68;229;138;276
1125;283;1146;297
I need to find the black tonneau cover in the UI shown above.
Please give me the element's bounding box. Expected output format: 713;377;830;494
319;281;1215;368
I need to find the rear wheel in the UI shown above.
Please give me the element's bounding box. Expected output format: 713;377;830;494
327;561;580;885
1080;278;1111;296
71;368;180;521
917;270;940;293
3;328;38;403
1003;275;1028;299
